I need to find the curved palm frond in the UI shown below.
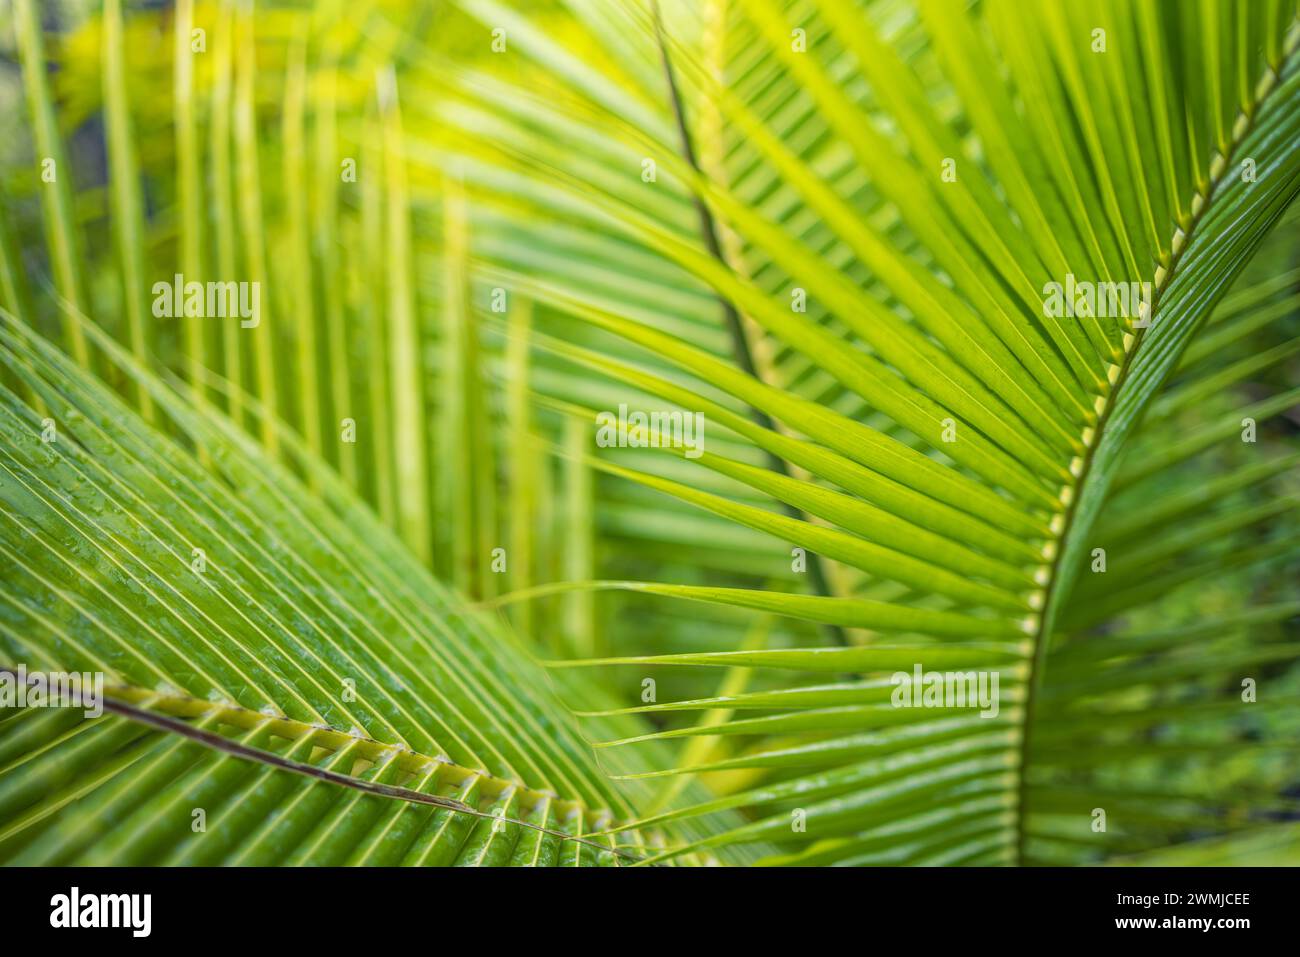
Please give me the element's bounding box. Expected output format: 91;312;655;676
0;308;767;864
0;0;1296;867
406;0;1300;864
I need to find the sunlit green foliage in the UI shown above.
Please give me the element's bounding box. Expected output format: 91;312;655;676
0;0;1297;866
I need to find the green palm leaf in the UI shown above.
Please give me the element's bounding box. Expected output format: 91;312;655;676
0;0;1296;867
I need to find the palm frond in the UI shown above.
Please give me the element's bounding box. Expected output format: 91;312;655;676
0;0;1296;867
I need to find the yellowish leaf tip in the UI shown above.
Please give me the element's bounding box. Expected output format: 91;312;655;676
1255;69;1278;102
1232;111;1250;141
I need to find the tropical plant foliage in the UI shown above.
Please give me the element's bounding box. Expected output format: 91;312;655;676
0;0;1298;866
